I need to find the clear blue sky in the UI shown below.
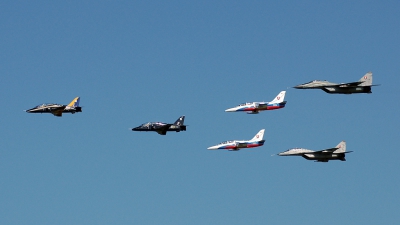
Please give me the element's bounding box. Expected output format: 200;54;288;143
1;1;399;224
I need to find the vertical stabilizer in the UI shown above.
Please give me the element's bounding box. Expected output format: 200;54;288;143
359;72;372;86
269;91;286;104
250;129;265;141
67;97;80;108
173;116;185;126
334;141;346;153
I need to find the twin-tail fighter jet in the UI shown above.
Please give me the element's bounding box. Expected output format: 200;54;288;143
225;91;287;114
277;141;352;162
207;129;265;151
25;97;82;117
132;116;186;135
293;72;378;94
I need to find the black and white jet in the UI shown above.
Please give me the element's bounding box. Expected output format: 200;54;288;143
132;116;186;135
277;141;352;162
294;72;378;94
25;97;82;117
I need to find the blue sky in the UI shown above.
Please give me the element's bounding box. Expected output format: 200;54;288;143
1;1;399;224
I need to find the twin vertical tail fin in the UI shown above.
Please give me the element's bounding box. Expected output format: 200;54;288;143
269;91;286;104
333;141;346;153
250;129;265;141
358;72;372;86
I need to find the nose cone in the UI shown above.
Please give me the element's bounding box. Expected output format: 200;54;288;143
225;107;236;112
293;84;304;89
207;145;218;150
132;126;140;131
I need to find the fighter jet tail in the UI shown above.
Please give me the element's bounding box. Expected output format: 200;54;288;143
358;72;372;86
333;141;346;153
173;116;185;126
173;115;186;131
67;97;80;108
65;97;82;112
250;129;265;142
269;91;286;104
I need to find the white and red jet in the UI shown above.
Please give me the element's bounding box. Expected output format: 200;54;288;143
225;91;286;114
207;129;265;151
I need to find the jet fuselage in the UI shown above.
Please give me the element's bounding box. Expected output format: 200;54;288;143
225;102;286;112
207;140;265;151
278;142;350;162
132;123;186;132
26;104;82;114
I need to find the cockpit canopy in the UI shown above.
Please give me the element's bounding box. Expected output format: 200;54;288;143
140;122;166;127
238;102;253;107
301;80;327;85
219;140;235;145
35;103;59;108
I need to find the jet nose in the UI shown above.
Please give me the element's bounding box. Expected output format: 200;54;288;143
132;127;139;131
225;108;236;112
293;85;302;89
207;145;218;150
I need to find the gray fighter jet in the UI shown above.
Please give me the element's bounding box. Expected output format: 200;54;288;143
131;116;186;135
294;72;378;94
277;141;352;162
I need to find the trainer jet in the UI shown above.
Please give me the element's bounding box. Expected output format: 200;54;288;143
293;72;377;94
25;97;82;117
277;141;352;162
207;129;265;151
132;116;186;135
225;91;287;114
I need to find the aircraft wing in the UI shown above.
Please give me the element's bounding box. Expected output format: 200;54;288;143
257;103;268;108
329;81;363;87
50;106;66;117
312;147;339;154
155;124;172;135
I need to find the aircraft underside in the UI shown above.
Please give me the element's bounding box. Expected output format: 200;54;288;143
322;86;372;94
302;153;346;162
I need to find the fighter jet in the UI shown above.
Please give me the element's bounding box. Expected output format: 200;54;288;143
207;129;265;151
277;141;352;162
293;72;378;94
25;97;82;117
132;116;186;135
225;91;287;114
